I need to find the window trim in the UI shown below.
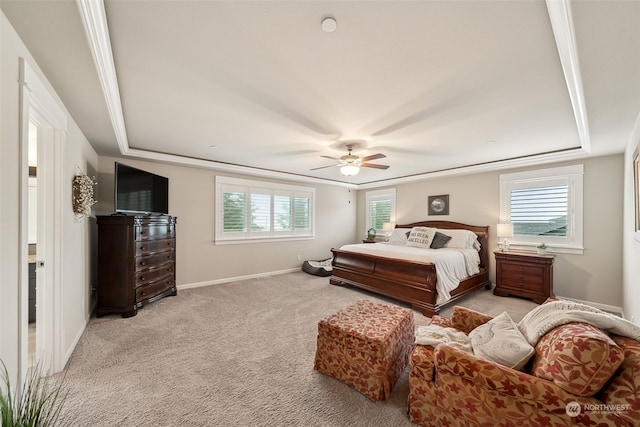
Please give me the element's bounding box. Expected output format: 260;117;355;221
500;165;584;254
215;176;315;244
365;188;397;236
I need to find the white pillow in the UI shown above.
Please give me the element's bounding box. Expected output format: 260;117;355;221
406;227;437;249
387;228;412;245
469;311;534;371
442;229;479;249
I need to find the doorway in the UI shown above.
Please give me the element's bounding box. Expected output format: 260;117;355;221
19;58;66;380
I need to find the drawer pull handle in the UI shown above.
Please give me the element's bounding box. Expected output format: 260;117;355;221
140;246;145;251
139;261;145;266
140;231;145;235
140;277;145;281
141;292;146;296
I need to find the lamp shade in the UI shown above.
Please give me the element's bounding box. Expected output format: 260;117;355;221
497;223;514;238
382;222;394;233
340;164;360;176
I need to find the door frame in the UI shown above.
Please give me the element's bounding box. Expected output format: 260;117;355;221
19;58;66;379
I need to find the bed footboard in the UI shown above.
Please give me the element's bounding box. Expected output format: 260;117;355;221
330;248;441;316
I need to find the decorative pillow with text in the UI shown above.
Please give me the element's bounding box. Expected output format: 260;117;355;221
406;227;437;249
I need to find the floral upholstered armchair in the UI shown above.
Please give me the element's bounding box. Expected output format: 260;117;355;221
408;305;640;427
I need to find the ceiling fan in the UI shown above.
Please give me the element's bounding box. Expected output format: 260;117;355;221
310;144;390;176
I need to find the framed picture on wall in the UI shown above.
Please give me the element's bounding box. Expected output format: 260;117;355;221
428;194;449;216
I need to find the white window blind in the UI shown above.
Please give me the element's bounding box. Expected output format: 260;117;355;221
294;197;311;231
215;176;315;243
273;194;292;232
365;188;396;234
500;165;583;253
250;192;270;232
510;184;568;237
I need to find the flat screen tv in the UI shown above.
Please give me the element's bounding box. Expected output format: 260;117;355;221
114;162;169;214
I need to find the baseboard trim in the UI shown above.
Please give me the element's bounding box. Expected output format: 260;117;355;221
177;268;300;291
555;295;624;317
63;305;94;370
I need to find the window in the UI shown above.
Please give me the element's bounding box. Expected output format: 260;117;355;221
366;188;396;234
215;176;314;243
500;165;583;254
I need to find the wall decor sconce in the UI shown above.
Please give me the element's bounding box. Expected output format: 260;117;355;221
72;172;97;219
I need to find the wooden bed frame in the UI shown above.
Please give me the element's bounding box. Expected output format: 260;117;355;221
330;221;491;317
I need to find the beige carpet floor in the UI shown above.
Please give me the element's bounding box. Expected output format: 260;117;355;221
56;271;537;426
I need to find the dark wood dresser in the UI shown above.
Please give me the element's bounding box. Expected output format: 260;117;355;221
494;250;555;304
97;214;177;317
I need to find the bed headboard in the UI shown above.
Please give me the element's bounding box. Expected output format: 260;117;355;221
395;220;490;271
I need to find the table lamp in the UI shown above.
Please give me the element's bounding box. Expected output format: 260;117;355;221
382;222;394;241
497;223;514;252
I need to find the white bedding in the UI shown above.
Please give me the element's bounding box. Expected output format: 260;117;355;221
338;242;480;305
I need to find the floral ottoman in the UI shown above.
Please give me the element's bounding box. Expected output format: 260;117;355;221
314;299;415;401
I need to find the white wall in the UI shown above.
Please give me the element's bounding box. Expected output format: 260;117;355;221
357;155;625;309
97;156;357;286
0;11;98;379
623;112;640;324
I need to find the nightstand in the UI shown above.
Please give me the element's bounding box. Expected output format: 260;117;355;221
494;251;555;304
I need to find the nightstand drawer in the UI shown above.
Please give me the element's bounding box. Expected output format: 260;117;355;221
501;275;545;292
501;263;545;280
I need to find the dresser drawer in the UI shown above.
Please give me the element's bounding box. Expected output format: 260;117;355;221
135;251;175;271
136;224;175;241
135;264;175;286
136;277;174;302
135;238;175;255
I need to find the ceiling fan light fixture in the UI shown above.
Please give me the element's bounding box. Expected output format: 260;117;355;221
340;164;360;176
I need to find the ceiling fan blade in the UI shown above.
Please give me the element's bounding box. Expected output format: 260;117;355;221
361;153;386;162
361;163;390;170
320;155;338;160
310;164;338;171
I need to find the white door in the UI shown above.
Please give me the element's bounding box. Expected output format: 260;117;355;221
19;59;66;380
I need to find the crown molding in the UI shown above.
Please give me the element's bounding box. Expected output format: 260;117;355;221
357;148;591;190
546;0;591;153
123;148;358;189
76;0;129;154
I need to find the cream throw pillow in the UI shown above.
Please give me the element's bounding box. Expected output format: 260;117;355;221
443;229;479;249
469;311;534;370
406;227;437;249
388;228;412;245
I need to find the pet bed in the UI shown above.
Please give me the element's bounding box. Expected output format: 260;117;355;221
302;258;333;277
